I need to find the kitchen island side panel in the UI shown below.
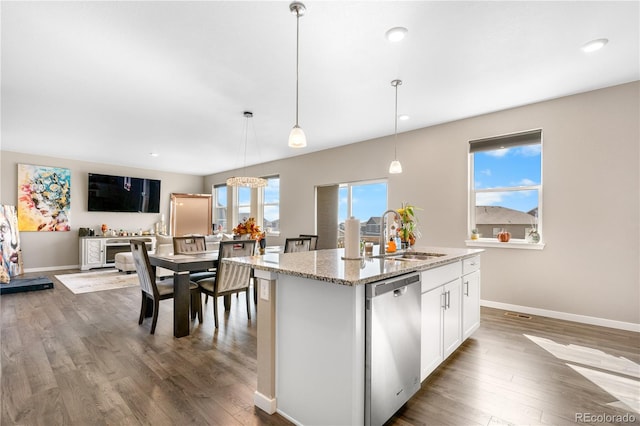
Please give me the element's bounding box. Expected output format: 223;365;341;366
276;274;365;425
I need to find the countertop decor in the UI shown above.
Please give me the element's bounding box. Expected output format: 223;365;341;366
232;217;262;239
397;202;421;246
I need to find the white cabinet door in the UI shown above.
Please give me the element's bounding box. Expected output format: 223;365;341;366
420;286;444;381
442;278;462;359
81;239;105;270
462;270;481;340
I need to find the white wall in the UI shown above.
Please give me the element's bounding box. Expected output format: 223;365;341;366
205;82;639;326
0;152;204;270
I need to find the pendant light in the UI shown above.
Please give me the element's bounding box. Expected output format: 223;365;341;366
389;79;403;174
288;1;307;148
226;112;267;188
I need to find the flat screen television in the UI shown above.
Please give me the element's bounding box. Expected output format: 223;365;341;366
88;173;161;213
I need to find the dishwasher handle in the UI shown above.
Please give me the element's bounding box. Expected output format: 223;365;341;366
368;273;420;298
393;287;407;297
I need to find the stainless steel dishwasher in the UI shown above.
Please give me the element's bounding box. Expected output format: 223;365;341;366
365;272;422;426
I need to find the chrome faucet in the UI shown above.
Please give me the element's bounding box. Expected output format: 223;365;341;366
379;209;401;256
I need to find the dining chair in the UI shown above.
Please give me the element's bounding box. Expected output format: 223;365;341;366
173;235;217;287
299;234;318;250
284;237;312;253
130;239;202;334
173;236;207;253
196;240;256;328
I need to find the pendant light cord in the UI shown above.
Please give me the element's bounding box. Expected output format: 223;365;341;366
295;9;300;126
394;82;398;160
243;115;249;175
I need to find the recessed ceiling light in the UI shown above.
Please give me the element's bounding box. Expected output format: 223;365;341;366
399;114;410;121
581;38;608;53
386;27;408;42
149;152;159;157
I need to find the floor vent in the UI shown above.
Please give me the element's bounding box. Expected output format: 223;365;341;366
504;311;532;320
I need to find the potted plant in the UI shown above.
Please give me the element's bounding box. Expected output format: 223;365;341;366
471;228;480;240
397;202;421;248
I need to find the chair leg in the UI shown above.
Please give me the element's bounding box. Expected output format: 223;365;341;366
213;295;219;329
139;291;147;325
191;291;202;322
246;288;251;320
150;299;160;334
253;281;258;305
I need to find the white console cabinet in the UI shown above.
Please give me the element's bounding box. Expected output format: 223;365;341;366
79;236;155;271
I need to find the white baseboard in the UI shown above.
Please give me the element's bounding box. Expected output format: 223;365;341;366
23;265;79;273
481;299;640;333
254;391;277;415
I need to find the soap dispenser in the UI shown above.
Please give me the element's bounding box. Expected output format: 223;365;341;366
387;237;397;253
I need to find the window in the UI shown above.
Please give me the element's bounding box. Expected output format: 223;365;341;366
213;184;227;232
469;129;542;245
236;186;251;223
263;176;280;234
338;180;388;243
218;175;279;235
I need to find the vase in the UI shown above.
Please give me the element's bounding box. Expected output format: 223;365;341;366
527;230;540;244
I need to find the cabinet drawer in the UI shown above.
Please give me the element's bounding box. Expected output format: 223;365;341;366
463;256;481;275
421;261;462;293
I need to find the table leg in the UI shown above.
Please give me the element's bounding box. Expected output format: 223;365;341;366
173;272;190;338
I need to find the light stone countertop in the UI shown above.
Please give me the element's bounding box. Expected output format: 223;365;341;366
223;246;483;286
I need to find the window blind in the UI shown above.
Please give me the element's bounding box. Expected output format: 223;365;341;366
469;129;542;153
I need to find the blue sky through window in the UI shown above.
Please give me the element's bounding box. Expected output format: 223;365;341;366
474;145;541;213
339;182;388;224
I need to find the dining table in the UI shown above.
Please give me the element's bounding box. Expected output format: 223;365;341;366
148;245;282;338
148;251;218;337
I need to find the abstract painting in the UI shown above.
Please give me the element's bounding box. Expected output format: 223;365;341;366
17;164;71;232
0;205;22;282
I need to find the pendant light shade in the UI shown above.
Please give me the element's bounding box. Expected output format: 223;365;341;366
226;112;267;188
288;1;307;148
389;79;403;174
288;125;307;148
389;160;403;174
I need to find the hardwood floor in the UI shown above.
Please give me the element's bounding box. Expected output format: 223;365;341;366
2;269;639;425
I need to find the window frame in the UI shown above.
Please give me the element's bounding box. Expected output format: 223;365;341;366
214;175;280;236
261;175;280;236
338;178;388;244
213;184;228;233
467;129;545;250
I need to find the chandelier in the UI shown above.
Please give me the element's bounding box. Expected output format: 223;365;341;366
226;112;267;188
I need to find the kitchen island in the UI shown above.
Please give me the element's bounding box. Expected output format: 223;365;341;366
224;246;482;425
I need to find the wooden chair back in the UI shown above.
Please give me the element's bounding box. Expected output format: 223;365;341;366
299;234;318;250
173;236;207;254
284;237;312;253
215;240;256;294
130;239;158;299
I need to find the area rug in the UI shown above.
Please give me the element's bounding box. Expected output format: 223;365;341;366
55;269;139;294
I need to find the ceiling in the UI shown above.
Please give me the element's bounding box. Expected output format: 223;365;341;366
2;1;638;176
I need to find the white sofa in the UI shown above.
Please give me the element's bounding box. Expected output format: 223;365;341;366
115;234;174;277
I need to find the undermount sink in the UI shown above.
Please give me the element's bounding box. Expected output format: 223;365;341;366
373;252;447;261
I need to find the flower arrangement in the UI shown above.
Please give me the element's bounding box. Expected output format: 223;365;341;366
396;202;421;245
233;217;262;239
